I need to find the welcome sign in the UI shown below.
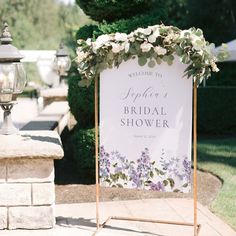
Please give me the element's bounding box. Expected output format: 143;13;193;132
100;57;192;193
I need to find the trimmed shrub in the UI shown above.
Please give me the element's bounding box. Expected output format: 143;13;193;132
76;0;164;23
94;9;167;37
76;24;100;40
68;75;94;129
198;87;236;135
69;127;95;182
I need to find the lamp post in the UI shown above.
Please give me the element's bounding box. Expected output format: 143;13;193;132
54;42;71;85
0;23;26;135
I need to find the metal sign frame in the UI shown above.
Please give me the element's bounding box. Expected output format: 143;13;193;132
92;75;200;236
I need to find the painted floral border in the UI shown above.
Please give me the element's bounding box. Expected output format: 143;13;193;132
76;24;229;87
100;146;191;192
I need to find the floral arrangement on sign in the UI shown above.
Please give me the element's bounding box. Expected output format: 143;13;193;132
100;146;191;192
76;24;228;87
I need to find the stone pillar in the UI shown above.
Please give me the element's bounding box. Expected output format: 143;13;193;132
0;131;63;230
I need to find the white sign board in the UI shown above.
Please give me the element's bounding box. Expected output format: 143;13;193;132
100;57;192;192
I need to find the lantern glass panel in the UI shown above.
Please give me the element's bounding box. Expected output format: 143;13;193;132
0;63;16;102
0;63;26;103
14;63;26;94
54;56;71;76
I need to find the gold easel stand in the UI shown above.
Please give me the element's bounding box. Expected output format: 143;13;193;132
93;77;200;236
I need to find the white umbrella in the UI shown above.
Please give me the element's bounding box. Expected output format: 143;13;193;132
20;50;59;86
215;40;236;62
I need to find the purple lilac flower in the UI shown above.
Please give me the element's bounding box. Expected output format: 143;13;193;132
99;146;111;177
161;156;185;180
130;148;154;188
183;157;191;182
111;151;129;173
128;164;142;188
149;182;165;191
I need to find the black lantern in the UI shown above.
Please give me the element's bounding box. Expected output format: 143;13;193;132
54;43;71;84
0;23;27;134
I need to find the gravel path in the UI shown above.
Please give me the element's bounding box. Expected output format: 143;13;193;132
56;170;221;206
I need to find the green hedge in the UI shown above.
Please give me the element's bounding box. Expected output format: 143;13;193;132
76;9;167;40
76;0;164;23
68;75;94;129
76;24;99;40
94;9;166;36
69;127;95;182
198;87;236;135
55;127;95;184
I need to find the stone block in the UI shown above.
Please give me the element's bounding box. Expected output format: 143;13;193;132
9;206;54;229
32;183;54;205
0;183;31;206
0;131;64;160
0;160;6;183
8;159;54;183
0;207;7;229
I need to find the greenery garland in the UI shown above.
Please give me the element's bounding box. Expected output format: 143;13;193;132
76;24;228;87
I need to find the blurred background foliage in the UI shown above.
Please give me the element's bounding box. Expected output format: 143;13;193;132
0;0;91;49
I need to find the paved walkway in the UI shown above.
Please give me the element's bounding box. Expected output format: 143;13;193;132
1;199;235;236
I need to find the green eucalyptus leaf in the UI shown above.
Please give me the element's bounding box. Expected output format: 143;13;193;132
167;59;173;66
193;40;204;50
138;56;147;66
155;57;162;65
181;54;190;64
116;184;123;188
173;189;180;192
150;171;154;178
167;178;175;188
148;60;156;68
78;79;89;87
162;55;169;62
195;29;203;37
163;180;168;186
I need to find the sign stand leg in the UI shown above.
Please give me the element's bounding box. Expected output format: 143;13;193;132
95;76;100;229
193;81;198;236
92;79;200;236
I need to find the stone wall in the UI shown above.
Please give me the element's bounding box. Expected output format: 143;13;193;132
0;131;63;229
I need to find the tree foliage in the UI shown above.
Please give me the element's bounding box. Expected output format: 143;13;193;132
0;0;90;49
186;0;236;45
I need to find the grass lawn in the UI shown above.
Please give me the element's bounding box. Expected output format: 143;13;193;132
198;137;236;229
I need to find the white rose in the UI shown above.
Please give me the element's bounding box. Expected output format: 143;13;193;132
210;61;219;72
92;42;100;53
77;50;87;62
124;42;130;53
115;32;128;41
86;38;92;46
143;28;152;35
180;30;191;38
119;43;125;51
136;28;145;34
154;46;167;55
164;34;174;43
129;36;135;42
111;43;121;53
77;39;83;45
148;34;156;43
140;42;153;52
153;29;160;37
96;34;111;45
